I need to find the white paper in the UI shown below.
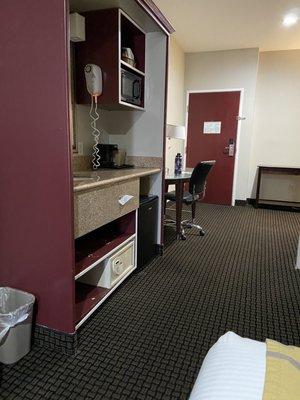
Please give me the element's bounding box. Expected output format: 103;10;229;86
203;121;221;134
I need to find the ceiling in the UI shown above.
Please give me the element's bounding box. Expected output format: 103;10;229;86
154;0;300;52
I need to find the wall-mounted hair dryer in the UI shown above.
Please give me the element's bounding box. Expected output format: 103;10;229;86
84;64;103;170
84;63;103;100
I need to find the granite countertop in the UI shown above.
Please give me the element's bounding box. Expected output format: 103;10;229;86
73;167;161;193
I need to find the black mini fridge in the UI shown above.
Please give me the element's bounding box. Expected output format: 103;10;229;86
137;195;158;268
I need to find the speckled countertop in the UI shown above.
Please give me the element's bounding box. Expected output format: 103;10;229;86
74;168;161;193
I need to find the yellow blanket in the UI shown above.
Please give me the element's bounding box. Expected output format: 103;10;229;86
263;339;300;400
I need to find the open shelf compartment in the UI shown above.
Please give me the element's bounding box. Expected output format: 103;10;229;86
75;282;110;326
75;211;136;328
120;11;145;73
75;211;136;278
119;10;146;110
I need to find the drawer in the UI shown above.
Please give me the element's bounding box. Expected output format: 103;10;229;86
74;179;139;238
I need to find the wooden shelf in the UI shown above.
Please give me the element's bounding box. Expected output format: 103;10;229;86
75;233;135;278
118;100;145;111
120;60;145;76
75;282;109;324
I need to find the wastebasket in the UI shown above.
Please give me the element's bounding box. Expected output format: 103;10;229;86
0;287;35;364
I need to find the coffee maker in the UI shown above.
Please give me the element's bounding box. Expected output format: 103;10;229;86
97;144;133;169
98;144;118;168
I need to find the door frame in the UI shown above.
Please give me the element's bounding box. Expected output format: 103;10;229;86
185;88;244;206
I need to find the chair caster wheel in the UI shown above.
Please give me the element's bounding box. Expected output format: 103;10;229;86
199;230;205;237
178;230;186;240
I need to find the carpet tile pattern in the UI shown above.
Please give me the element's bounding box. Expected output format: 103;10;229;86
1;204;300;399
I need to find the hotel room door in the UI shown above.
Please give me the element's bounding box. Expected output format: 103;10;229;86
186;91;241;205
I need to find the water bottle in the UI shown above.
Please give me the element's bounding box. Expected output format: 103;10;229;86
174;153;183;175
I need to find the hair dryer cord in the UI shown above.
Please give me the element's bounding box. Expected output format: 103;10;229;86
89;99;101;170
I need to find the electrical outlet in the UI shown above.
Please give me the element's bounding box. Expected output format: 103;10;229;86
78;142;84;155
288;183;295;192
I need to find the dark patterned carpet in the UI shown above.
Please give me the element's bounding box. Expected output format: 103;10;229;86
1;204;300;399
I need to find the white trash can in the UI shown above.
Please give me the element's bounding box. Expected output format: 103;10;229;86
0;287;35;364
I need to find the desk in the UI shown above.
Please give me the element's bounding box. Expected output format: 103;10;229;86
256;166;300;209
165;171;192;238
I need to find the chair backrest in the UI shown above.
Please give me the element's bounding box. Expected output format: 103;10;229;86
189;160;216;195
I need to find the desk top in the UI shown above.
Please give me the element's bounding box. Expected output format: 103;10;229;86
165;170;192;181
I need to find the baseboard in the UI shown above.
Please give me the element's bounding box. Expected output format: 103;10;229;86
238;197;300;212
235;199;256;207
247;198;256;206
33;324;77;355
234;200;247;206
155;244;164;256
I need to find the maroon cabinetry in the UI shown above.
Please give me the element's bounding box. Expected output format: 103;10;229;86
0;0;75;334
75;8;146;110
0;0;172;347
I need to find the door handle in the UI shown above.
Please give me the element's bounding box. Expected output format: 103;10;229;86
224;139;235;157
132;79;141;99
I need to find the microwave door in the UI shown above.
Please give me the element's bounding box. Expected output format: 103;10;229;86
122;74;131;99
121;70;142;106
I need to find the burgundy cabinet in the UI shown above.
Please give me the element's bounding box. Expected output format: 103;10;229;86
0;0;172;343
75;8;146;110
0;0;75;334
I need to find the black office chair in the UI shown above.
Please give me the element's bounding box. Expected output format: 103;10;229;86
165;160;216;239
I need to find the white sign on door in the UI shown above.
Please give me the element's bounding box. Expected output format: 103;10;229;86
203;121;221;134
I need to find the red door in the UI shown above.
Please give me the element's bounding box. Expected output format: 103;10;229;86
186;91;241;205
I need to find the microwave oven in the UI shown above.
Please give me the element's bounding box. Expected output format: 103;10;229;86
121;69;143;107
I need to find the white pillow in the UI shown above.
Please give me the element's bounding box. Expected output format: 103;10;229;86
189;331;266;400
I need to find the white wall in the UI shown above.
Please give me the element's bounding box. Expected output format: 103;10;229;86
249;50;300;198
185;48;259;200
107;32;167;158
167;38;185;126
74;105;110;155
165;37;186;174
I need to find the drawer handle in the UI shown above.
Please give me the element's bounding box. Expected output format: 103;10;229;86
118;194;134;206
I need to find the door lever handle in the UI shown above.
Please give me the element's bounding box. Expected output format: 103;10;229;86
224;140;235;157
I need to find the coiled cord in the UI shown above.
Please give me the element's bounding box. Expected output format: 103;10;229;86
89;97;101;170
